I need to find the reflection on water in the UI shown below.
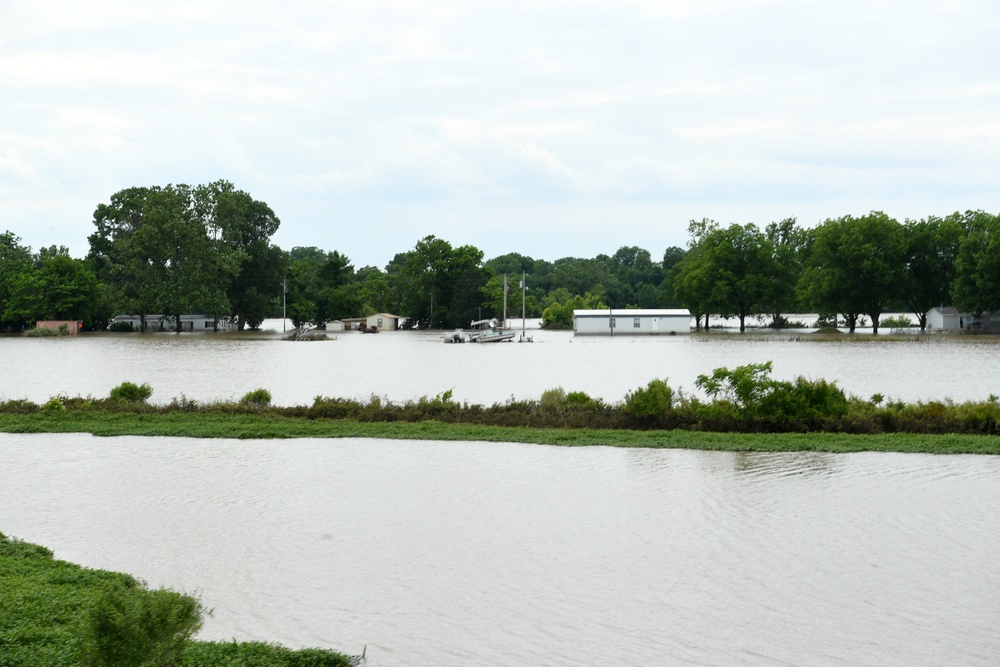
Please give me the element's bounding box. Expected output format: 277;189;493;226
3;319;1000;406
1;433;998;667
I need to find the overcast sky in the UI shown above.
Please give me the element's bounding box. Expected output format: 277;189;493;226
2;0;998;268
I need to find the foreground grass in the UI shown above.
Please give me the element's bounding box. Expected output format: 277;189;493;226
0;532;354;667
1;410;997;455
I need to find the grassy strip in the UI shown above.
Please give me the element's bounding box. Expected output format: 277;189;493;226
1;410;998;455
0;532;353;667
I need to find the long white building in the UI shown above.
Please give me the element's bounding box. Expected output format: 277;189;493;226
573;309;691;335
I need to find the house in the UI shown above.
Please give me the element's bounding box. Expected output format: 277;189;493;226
342;313;404;331
573;309;691;335
926;307;1000;333
110;314;232;332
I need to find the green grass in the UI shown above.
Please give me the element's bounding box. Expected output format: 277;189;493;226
1;410;997;455
0;532;354;666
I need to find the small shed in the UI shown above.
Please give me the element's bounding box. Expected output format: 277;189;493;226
343;313;404;331
926;307;967;331
573;309;691;335
36;320;82;335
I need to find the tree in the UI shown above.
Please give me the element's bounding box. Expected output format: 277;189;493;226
952;210;1000;317
701;224;775;332
201;181;285;330
798;212;906;334
394;236;492;328
3;246;105;327
0;232;34;331
763;218;808;327
88;182;282;331
901;214;963;331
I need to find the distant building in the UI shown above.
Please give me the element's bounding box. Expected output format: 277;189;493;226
110;314;232;332
35;320;82;335
926;307;1000;333
342;313;405;331
573;309;691;335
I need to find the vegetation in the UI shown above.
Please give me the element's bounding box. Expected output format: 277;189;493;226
3;186;999;334
0;532;353;666
109;382;153;404
3;365;1000;454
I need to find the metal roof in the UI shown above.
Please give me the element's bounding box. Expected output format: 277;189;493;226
573;309;690;317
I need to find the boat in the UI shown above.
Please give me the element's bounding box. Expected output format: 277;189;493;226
443;328;466;343
467;318;515;343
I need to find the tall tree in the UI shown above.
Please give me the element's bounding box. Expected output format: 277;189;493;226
763;218;808;327
0;232;34;331
798;212;906;334
901;214;963;331
3;246;105;327
952;210;1000;317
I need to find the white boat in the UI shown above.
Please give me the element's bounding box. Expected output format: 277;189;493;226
467;319;515;343
443;328;466;343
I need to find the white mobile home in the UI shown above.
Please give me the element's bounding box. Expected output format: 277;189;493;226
573;309;691;335
110;314;232;332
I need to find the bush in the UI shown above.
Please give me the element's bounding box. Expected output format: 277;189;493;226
109;382;153;403
41;397;67;413
623;379;674;417
539;387;567;411
880;315;914;328
79;584;205;667
240;388;272;408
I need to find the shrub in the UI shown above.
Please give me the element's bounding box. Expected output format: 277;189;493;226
880;315;914;328
539;387;567;411
240;388;272;408
109;382;153;403
22;326;61;337
41;397;67;413
79;584;205;667
623;379;674;417
566;391;597;408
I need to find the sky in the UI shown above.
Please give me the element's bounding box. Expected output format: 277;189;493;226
2;0;998;269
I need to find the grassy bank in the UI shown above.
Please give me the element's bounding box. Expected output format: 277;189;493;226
1;410;998;455
0;533;353;667
3;361;1000;454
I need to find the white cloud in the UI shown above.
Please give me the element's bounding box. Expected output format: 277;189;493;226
1;0;998;265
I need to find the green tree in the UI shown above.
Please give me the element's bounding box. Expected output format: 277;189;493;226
763;218;808;327
901;214;963;331
395;236;492;328
0;232;34;331
3;246;105;327
798;212;906;334
952;210;1000;317
701;223;775;332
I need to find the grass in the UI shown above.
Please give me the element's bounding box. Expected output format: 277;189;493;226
1;410;998;455
0;532;354;666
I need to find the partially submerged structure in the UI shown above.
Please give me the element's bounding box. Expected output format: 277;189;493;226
341;313;405;332
110;314;232;332
573;309;691;335
926;307;1000;333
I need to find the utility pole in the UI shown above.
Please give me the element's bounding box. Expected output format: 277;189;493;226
503;273;509;330
282;279;287;332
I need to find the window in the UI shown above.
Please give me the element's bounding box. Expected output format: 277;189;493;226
634;318;641;328
377;318;383;328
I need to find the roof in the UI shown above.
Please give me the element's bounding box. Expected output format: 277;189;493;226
573;309;690;318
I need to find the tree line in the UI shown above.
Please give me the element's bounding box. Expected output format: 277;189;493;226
1;181;997;332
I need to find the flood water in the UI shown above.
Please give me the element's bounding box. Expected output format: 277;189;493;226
1;433;998;666
3;322;1000;665
2;318;1000;406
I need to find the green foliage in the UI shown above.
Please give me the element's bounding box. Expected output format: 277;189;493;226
79;584;204;667
0;532;352;667
539;387;567;411
880;315;914;328
240;388;273;408
109;382;153;403
41;397;67;413
623;379;674;417
22;326;62;337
